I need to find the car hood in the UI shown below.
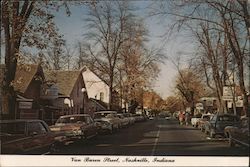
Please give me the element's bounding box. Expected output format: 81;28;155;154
94;118;112;122
50;123;85;131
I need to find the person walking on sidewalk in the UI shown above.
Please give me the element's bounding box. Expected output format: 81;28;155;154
179;112;185;125
185;112;190;126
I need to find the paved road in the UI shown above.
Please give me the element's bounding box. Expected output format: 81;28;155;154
54;118;249;156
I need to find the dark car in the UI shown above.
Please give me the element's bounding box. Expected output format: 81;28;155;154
204;114;240;138
224;117;249;148
0;119;57;154
50;114;98;141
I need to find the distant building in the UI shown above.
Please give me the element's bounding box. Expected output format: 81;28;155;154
82;67;110;112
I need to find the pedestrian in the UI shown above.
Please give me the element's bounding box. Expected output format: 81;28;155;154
179;112;184;125
185;112;190;126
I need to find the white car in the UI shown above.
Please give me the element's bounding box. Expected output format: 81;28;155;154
123;113;135;124
93;111;121;133
149;116;155;120
191;114;202;127
117;114;130;127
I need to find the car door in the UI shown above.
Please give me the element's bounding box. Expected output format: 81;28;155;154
219;116;238;133
1;121;28;154
208;115;217;132
84;116;96;137
25;121;53;154
235;118;249;146
88;116;97;136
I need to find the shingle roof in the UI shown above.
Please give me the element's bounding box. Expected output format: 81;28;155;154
13;64;42;93
45;70;82;96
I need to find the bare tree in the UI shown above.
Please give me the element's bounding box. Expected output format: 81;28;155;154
81;1;134;109
151;0;249;116
117;18;164;112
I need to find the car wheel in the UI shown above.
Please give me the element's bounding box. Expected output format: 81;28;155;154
209;131;215;138
81;131;86;140
229;135;235;147
109;125;114;134
49;143;59;154
201;127;204;132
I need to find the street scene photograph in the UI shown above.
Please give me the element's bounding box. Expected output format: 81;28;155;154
0;0;249;166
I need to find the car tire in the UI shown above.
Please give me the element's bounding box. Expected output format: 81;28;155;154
49;143;57;154
229;135;235;147
110;125;114;134
210;131;215;138
81;131;86;140
201;127;204;132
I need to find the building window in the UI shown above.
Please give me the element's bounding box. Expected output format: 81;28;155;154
100;92;104;101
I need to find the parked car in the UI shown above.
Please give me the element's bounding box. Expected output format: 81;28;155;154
123;113;135;125
224;117;249;148
50;114;98;141
191;113;202;127
149;116;155;120
117;113;130;127
133;114;145;122
198;114;213;132
0;119;59;154
204;114;240;138
165;114;171;120
93;111;121;134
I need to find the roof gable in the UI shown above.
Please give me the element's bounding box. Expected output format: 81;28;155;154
82;67;109;86
45;70;82;96
13;64;43;93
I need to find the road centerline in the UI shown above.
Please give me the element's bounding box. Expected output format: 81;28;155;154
151;126;161;156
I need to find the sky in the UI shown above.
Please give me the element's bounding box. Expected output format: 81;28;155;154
51;1;196;99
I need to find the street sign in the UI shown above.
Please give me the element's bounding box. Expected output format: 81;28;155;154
195;103;203;110
222;86;235;101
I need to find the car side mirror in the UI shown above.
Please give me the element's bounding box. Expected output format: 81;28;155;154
30;131;38;136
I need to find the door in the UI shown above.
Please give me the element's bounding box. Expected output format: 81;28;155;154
84;116;96;137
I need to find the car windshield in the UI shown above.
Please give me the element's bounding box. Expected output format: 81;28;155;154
56;116;86;124
123;113;131;117
203;115;210;120
218;115;238;121
118;115;124;119
0;122;25;135
94;113;113;119
241;118;249;128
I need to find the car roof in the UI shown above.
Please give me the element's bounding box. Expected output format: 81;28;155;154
216;113;238;117
94;111;117;114
59;114;90;118
0;119;43;123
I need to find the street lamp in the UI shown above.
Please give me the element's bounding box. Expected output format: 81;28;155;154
81;88;87;114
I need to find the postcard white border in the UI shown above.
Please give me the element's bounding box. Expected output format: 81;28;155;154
0;155;249;167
